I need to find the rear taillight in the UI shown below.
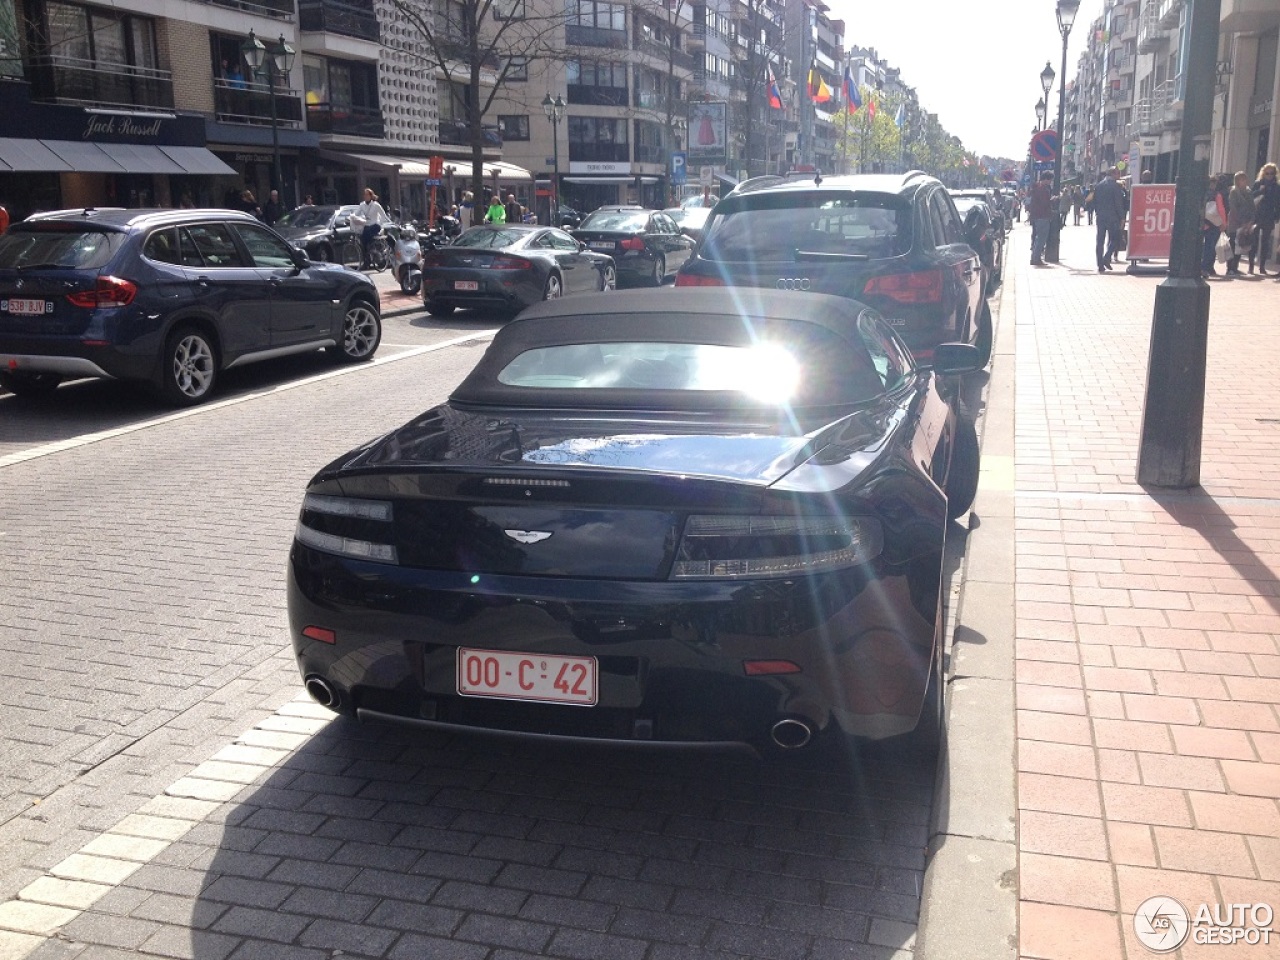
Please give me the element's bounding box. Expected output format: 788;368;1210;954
674;272;724;287
295;494;398;564
66;276;137;309
862;270;943;304
620;238;645;251
491;254;533;270
671;515;882;580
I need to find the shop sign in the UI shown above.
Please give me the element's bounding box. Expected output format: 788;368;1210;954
235;153;274;164
82;114;164;141
1128;185;1174;261
568;161;630;174
0;0;23;78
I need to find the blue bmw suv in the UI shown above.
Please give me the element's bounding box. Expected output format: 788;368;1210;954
0;208;382;405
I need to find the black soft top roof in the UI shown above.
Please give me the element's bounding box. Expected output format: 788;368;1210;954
451;289;888;411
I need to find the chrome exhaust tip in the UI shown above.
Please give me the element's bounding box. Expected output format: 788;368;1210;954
304;675;340;710
770;718;814;750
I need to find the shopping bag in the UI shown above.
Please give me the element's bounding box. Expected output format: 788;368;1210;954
1117;228;1128;251
1216;232;1232;263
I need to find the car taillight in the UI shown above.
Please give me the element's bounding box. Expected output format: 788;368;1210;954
66;276;137;309
862;270;943;304
620;238;645;250
491;255;533;270
674;272;724;287
670;515;882;580
295;493;398;564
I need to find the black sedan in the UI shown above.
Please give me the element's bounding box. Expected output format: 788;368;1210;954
664;206;713;243
273;204;357;263
287;290;982;756
572;207;694;286
422;225;616;317
948;192;1005;296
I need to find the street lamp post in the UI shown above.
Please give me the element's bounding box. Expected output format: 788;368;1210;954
241;31;295;207
541;93;565;226
1045;1;1077;263
1035;98;1047;131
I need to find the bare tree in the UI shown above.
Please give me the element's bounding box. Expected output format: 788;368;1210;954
391;0;567;223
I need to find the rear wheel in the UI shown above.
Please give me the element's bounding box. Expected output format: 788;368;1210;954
0;371;62;398
945;416;980;520
650;253;666;286
368;237;391;272
543;273;563;300
159;326;217;406
974;302;993;367
425;300;455;317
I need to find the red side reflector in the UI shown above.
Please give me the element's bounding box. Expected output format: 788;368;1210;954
302;626;337;644
862;269;943;304
674;272;724;287
743;660;802;676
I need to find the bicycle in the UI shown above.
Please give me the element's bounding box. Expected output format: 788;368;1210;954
340;230;392;272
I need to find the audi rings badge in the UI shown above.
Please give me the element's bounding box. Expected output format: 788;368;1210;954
776;278;811;291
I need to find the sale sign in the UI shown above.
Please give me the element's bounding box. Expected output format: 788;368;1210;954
1128;185;1175;260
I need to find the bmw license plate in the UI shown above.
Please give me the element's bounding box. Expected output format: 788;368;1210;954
457;648;597;705
2;299;53;316
454;280;479;291
588;242;614;251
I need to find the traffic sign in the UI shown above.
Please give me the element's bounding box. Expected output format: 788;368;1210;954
1030;130;1059;163
671;151;687;185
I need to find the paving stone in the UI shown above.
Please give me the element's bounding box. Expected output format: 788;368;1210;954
0;900;80;936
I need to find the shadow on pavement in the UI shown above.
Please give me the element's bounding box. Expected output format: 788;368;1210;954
75;720;937;959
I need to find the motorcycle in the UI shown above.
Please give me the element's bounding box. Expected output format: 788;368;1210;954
391;223;422;295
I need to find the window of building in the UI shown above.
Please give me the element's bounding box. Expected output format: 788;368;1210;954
504;57;528;81
499;115;530;140
567;59;628;87
46;1;158;71
493;0;525;19
568;0;626;31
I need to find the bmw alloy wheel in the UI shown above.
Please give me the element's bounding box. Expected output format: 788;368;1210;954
164;328;216;405
340;302;381;361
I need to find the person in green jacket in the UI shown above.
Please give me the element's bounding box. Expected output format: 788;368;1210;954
484;196;506;224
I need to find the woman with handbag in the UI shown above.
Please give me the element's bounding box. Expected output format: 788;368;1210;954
1250;163;1280;275
1226;171;1256;277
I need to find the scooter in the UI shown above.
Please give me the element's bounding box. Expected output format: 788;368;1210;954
391;223;422;295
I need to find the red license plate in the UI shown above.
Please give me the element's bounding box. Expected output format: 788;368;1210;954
457;648;597;705
4;299;52;316
454;280;479;291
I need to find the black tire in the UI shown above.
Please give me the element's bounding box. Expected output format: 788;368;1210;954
159;325;218;406
543;273;564;300
650;253;666;286
369;238;391;273
906;597;945;757
0;371;62;398
398;265;421;296
425;300;455;317
313;244;332;263
945;415;980;520
333;299;381;362
339;240;362;267
599;264;617;291
973;302;993;367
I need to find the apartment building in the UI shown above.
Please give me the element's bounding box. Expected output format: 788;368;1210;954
1215;1;1279;178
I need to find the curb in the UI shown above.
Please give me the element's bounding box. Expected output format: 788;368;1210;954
915;250;1019;960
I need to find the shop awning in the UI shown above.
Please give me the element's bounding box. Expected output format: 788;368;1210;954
0;139;232;175
321;150;533;183
443;159;533;182
562;175;661;184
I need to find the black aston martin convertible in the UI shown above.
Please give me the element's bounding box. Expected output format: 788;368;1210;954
287;289;981;755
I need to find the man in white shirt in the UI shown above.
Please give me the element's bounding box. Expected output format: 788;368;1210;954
348;188;389;268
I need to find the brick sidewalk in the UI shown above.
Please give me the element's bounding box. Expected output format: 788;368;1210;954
1009;224;1280;958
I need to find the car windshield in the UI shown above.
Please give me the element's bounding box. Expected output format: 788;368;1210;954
455;227;527;248
276;206;337;229
700;193;910;262
579;211;648;231
0;227;125;270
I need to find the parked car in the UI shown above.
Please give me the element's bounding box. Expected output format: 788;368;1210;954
273;204;358;263
554;204;583;229
287;289;983;756
675;172;991;366
948;191;1005;295
664;205;713;243
0;208;381;405
571;207;695;286
422;224;616;317
950;188;1008;237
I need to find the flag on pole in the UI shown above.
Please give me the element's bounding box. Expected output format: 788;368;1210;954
767;65;783;110
867;96;877;122
842;67;860;112
808;65;832;103
893;102;905;127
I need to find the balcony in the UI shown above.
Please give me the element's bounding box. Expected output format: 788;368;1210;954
27;55;174;111
307;102;384;137
215;78;304;126
439;36;499;68
206;0;295;20
688;23;706;48
569;84;628;107
437;119;501;147
1157;0;1183;28
1137;6;1169;54
565;24;628;49
633;89;672;113
634;143;665;163
567;142;629;163
636;39;696;71
299;0;379;41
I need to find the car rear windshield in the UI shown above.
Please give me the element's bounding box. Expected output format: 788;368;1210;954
700;192;910;262
0;227;125;270
276;207;337;229
456;227;527;248
578;211;648;232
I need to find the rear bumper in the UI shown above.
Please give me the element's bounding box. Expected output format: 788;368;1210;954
0;352;114;379
287;544;938;748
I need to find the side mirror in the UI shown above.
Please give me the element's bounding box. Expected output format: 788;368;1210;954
289;248;310;270
932;342;981;376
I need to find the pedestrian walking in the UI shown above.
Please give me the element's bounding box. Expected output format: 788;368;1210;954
1092;167;1127;273
1250;162;1280;275
484;195;507;224
239;189;262;221
1226;170;1255;277
1201;175;1227;278
1072;185;1083;226
1058;186;1073;229
504;193;522;225
263;189;283;225
1027;172;1054;266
